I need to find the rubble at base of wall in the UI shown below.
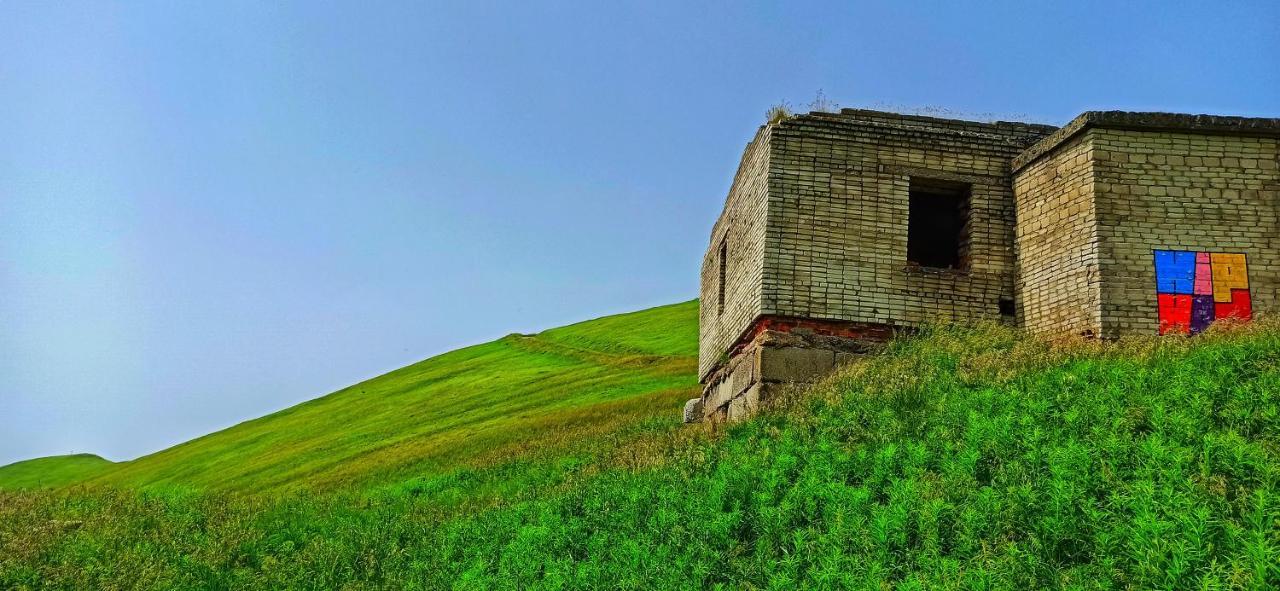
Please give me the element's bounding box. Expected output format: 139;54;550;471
690;328;881;423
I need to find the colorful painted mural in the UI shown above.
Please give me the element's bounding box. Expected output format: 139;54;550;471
1154;250;1252;335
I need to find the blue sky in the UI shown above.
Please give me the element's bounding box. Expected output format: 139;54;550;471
2;1;1276;466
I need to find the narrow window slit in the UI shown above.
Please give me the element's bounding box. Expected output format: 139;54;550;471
717;237;728;315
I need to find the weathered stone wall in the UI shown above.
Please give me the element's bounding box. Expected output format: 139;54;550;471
699;325;875;422
1012;133;1103;336
698;125;772;379
762;110;1052;329
1090;129;1280;335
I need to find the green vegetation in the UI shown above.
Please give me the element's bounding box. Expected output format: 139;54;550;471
0;301;699;494
766;102;793;124
0;455;113;490
3;306;1279;589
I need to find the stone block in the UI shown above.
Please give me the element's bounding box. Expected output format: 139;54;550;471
724;352;756;396
834;351;862;369
682;398;704;423
757;346;834;384
702;377;734;414
726;384;764;422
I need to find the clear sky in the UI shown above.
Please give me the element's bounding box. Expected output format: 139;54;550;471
2;1;1276;466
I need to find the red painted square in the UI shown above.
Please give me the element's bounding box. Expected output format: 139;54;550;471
1158;293;1192;335
1215;289;1253;321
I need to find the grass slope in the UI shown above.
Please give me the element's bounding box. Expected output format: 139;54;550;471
0;301;699;493
4;312;1279;589
0;455;113;490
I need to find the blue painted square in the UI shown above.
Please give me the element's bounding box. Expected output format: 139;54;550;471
1155;250;1195;294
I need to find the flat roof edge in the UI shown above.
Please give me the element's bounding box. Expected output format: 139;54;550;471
1012;111;1280;172
823;108;1058;134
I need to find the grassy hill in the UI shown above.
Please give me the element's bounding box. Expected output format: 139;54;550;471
0;301;699;493
0;454;113;490
2;307;1279;589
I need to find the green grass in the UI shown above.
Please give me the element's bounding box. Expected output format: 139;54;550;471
0;300;700;493
0;455;113;490
3;307;1279;589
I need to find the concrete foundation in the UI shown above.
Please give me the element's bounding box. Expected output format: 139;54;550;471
695;319;886;422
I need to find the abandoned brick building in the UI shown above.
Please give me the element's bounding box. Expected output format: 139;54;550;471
690;108;1280;423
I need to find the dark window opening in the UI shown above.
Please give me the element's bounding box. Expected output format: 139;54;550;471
717;238;728;315
998;297;1016;317
907;178;972;270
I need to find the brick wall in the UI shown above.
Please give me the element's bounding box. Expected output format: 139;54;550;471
761;111;1051;332
699;125;772;379
1091;129;1280;335
1012;133;1103;336
700;109;1279;394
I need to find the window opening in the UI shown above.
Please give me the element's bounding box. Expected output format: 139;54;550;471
998;297;1016;317
907;178;972;270
717;238;728;315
